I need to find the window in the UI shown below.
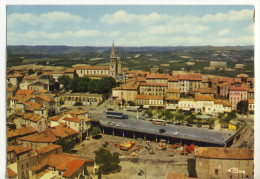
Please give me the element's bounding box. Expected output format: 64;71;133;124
215;169;218;175
59;171;61;175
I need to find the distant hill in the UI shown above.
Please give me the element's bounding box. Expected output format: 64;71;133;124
7;45;254;55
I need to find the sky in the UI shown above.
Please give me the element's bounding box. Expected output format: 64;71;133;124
7;5;255;46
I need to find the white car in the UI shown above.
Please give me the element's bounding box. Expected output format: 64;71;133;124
173;131;180;135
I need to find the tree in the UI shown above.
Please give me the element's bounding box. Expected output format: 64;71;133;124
57;138;75;153
28;69;35;75
160;110;174;121
58;75;71;89
94;148;120;174
208;119;215;129
237;100;248;114
175;113;185;123
186;114;196;124
128;101;135;106
144;110;153;118
91;126;102;138
227;110;237;120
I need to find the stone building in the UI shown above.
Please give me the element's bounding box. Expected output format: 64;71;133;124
112;81;140;105
229;86;248;110
61;92;106;106
195;147;254;179
139;82;167;96
135;95;164;110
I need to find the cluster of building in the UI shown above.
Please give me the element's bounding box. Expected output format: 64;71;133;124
6;43;255;178
5;43;126;179
7;143;94;179
112;71;254;115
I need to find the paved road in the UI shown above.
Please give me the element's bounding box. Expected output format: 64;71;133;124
91;112;233;145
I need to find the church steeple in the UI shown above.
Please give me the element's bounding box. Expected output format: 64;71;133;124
110;41;116;58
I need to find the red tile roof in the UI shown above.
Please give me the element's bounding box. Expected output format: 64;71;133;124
229;86;248;91
22;113;42;122
195;147;253;160
37;95;52;102
7;145;32;155
136;95;164;100
51;115;64;121
7;127;36;139
16;89;34;96
234;78;242;83
24;102;42;107
168;75;179;82
136;77;146;82
197;88;216;94
7;168;17;178
221;101;232;107
195;95;215;101
166;96;180;101
18;130;58;143
210;78;219;84
140;82;168;87
167;89;180;93
217;82;231;87
51;125;78;138
32;153;93;175
248;88;254;93
36;144;62;154
63;159;85;177
188;74;202;81
178;74;189;80
114;82;140;90
146;73;169;79
63;117;80;123
24;76;37;80
248;99;254;104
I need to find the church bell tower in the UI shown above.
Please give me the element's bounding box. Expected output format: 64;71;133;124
109;42;118;79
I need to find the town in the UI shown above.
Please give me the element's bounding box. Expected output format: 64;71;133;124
6;43;254;179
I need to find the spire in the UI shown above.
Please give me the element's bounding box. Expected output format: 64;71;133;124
110;41;116;58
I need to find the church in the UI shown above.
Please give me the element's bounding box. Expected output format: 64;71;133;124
73;42;125;83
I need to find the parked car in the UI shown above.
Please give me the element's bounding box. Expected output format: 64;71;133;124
107;108;114;111
159;129;166;133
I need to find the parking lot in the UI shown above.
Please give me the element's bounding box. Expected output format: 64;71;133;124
74;134;192;179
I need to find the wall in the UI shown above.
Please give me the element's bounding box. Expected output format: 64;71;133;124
196;157;254;179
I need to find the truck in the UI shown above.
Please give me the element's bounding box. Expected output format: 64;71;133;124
106;112;128;119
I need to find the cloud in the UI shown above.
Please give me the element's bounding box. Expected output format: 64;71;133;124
7;29;121;45
147;23;209;35
244;23;254;33
218;29;230;36
7;11;86;30
202;9;253;22
100;10;170;25
100;10;200;25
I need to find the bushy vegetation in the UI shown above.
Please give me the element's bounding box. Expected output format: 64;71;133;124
58;76;116;94
218;111;237;127
91;126;102;138
94;148;120;174
57;138;75;153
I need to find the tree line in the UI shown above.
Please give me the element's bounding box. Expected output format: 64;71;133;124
58;76;116;94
